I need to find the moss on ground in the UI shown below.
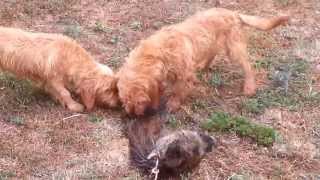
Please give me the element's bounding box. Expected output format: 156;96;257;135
201;112;276;146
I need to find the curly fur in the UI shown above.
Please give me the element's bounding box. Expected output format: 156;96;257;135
117;8;289;116
0;27;119;112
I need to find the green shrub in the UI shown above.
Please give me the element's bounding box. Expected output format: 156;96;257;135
88;114;103;123
201;112;276;146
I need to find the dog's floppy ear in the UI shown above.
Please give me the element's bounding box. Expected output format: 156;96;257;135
79;80;96;111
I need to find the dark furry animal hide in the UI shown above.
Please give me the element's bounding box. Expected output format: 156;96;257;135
126;114;216;179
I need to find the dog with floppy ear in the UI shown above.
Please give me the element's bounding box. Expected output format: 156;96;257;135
116;8;289;116
0;27;119;112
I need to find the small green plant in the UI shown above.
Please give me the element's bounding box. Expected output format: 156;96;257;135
109;35;119;44
0;170;16;179
130;21;142;31
88;114;103;123
8;116;25;126
191;99;207;111
63;25;81;39
241;77;319;113
94;21;111;33
168;116;181;129
209;72;223;87
152;21;164;29
254;58;272;70
201;112;231;132
289;59;309;75
241;98;265;114
228;174;249;180
0;73;36;105
273;0;296;6
201;112;276;146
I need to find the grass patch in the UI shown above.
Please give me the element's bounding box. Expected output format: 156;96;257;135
63;25;81;39
228;174;249;180
201;112;276;146
273;0;297;7
245;30;320;114
88;114;103;123
241;88;301;113
7;116;25;126
94;21;112;33
130;21;143;31
241;98;265;114
109;35;120;44
168;115;182;129
0;171;16;179
254;57;272;70
191;99;207;111
22;0;76;16
209;72;224;88
243;52;320;113
0;73;38;106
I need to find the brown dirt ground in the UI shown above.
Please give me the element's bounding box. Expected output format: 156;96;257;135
0;0;320;179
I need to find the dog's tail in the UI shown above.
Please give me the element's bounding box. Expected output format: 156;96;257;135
239;13;289;31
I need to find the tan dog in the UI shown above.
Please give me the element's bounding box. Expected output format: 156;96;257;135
0;27;119;112
117;8;289;116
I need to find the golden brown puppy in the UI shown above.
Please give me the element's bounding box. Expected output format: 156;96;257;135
0;27;119;112
117;8;289;116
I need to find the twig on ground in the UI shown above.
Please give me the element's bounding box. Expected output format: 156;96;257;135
62;113;84;121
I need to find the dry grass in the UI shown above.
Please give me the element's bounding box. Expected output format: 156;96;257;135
1;0;320;179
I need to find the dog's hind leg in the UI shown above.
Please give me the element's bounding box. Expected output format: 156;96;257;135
226;29;256;96
44;82;84;112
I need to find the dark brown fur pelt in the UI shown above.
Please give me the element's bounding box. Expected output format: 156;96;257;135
126;114;216;179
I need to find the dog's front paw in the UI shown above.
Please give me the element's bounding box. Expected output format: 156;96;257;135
68;103;85;112
166;98;181;113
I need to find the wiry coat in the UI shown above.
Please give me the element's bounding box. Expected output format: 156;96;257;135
117;8;289;116
0;27;119;112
